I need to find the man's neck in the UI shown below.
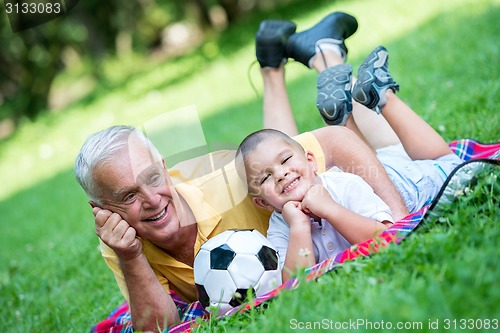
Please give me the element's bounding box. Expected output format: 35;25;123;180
151;194;198;266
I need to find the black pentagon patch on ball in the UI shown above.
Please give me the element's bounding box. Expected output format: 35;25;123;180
257;246;278;270
229;288;256;307
195;283;210;308
210;244;236;270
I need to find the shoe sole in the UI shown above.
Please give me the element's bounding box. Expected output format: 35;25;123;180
352;46;399;113
316;64;353;125
256;20;297;68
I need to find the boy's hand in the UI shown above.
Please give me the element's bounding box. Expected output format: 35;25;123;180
92;207;142;260
282;201;311;229
301;184;338;219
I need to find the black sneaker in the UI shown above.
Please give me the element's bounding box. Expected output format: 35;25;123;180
286;12;358;68
256;20;297;68
352;46;400;114
316;64;353;125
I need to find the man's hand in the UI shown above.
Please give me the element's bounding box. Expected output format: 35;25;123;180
92;207;142;260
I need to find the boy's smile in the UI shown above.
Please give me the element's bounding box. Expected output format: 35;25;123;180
245;136;319;211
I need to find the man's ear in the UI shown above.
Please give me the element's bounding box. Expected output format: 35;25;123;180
305;150;318;173
89;200;100;209
252;197;274;211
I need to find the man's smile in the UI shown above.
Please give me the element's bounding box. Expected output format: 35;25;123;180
144;202;170;222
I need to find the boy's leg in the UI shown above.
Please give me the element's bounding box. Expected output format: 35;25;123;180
353;46;453;160
311;49;400;149
351;103;401;150
381;92;453;160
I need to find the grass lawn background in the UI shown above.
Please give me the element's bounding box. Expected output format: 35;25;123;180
0;0;499;331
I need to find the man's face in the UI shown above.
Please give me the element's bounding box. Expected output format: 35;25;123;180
245;137;318;212
93;135;181;243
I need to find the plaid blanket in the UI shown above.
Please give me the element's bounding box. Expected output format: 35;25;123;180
91;139;500;333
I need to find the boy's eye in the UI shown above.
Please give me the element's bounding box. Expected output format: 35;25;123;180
282;156;292;164
260;173;271;185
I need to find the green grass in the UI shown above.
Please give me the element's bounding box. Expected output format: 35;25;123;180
0;0;499;331
199;166;500;333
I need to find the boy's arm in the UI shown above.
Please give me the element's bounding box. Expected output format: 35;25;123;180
321;203;391;245
301;184;391;245
311;126;409;220
281;202;315;282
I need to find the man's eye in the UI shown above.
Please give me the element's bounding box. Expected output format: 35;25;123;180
148;173;164;187
123;193;136;202
150;175;160;185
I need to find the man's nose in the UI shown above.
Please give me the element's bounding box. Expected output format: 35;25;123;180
140;187;161;208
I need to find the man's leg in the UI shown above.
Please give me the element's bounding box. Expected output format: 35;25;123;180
353;46;453;160
261;66;298;136
256;20;298;136
257;12;359;136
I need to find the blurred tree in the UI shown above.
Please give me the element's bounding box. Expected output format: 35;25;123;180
0;16;65;123
0;0;297;135
0;0;145;124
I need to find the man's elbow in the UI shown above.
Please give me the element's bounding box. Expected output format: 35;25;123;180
131;309;180;333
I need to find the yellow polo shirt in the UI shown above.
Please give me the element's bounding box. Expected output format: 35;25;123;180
100;132;325;302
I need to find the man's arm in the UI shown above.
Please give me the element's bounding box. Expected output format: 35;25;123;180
93;208;180;331
119;254;179;331
311;126;409;220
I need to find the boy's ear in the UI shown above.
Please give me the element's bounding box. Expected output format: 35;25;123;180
252;197;274;211
305;150;318;173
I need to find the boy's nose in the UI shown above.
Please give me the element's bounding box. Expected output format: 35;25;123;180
276;169;289;183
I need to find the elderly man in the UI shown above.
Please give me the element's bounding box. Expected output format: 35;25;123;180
75;12;407;332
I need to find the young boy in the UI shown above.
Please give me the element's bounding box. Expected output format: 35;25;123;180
236;46;463;281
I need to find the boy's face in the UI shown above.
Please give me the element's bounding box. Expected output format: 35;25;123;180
245;137;318;212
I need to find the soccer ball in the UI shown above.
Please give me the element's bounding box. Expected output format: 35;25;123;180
194;229;282;315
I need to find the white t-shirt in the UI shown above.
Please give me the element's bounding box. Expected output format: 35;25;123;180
267;170;393;268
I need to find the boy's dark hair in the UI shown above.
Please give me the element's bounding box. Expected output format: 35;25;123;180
235;129;304;181
237;129;303;162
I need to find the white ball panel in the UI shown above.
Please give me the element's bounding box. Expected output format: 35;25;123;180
251;229;274;247
227;254;264;288
226;230;262;254
204;270;237;304
201;230;236;251
193;248;211;284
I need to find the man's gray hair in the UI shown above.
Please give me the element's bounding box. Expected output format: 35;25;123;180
74;125;161;204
